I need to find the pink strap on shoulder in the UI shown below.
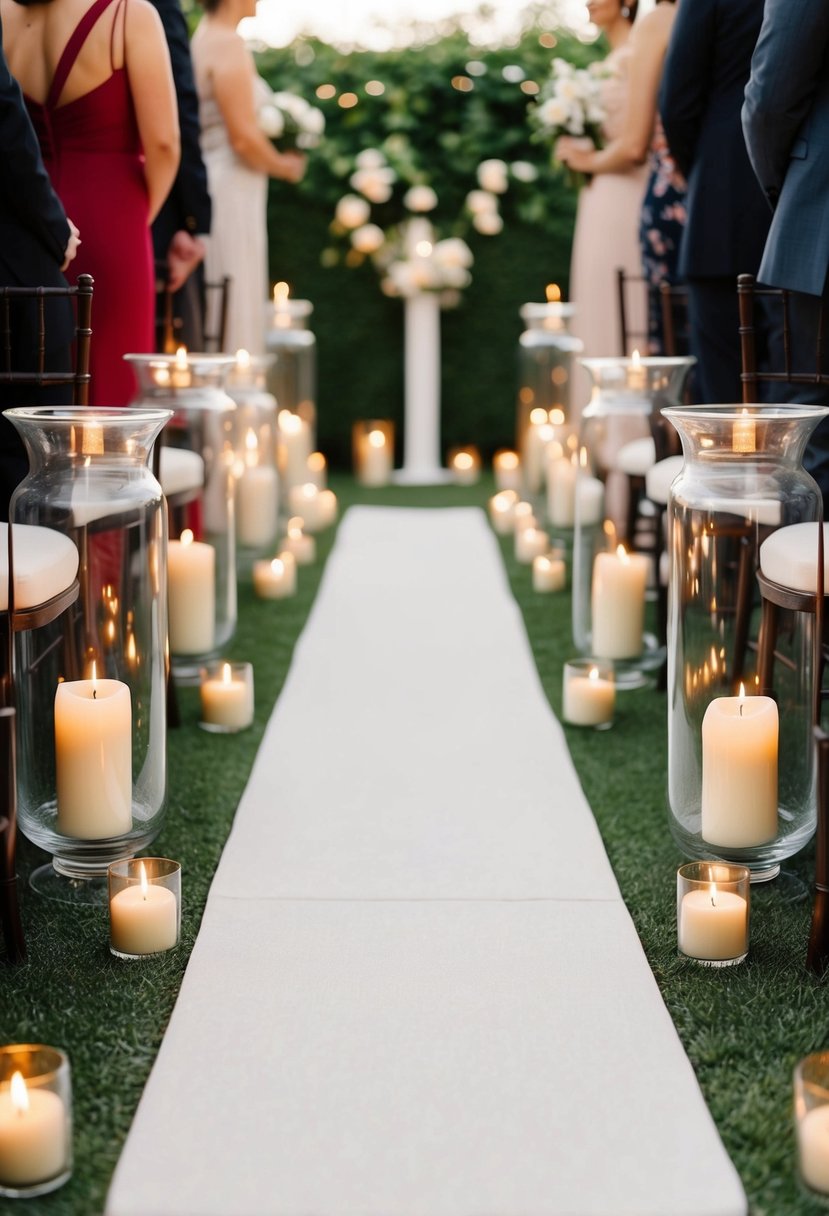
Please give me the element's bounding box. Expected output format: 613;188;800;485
47;0;119;109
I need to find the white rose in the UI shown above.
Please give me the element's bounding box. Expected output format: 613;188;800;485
473;210;503;236
259;103;284;139
335;194;371;229
432;237;474;269
466;188;498;215
537;97;570;129
350;166;396;203
355;148;386;170
477;158;509;194
510;161;538;183
302;107;325;136
403;184;438;212
388;260;421;296
351;223;385;254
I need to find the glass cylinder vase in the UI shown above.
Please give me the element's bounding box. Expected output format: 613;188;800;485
664;404;829;881
125;352;239;681
516;298;582;500
227;351;280;555
264;288;317;489
6;406;170;896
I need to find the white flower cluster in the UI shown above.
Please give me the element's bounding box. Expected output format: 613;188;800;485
259;88;325;149
330;148;525;304
531;57;608;143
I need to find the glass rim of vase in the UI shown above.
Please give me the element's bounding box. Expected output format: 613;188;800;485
0;1043;68;1083
123;352;237;371
520;301;577;319
580;354;697;370
663;403;829;423
4;405;172;427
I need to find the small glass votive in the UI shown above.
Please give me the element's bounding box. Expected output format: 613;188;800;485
199;660;254;733
533;550;566;593
305;451;327;488
562;658;615;729
795;1053;829;1197
108;858;181;959
253;551;297;600
493;448;522;493
447;445;481;485
281;517;316;566
353;419;394;487
515;525;550;565
676;861;750;967
0;1044;72;1198
488;489;518;535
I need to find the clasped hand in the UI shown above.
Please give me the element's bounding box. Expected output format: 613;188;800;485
554;135;596;173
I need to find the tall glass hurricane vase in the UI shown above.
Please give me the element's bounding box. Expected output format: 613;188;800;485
6;407;171;900
664;404;829;881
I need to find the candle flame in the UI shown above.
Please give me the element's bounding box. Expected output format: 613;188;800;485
738;682;746;700
273;281;290;307
180;529;194;547
530;407;548;426
546;283;561;303
588;666;600;682
245;428;258;453
415;240;432;257
308;452;326;473
579;446;589;470
616;544;630;564
454;452;474;471
270;558;284;577
287;516;304;538
140;860;149;898
221;662;232;685
10;1071;29;1115
368;429;386;449
279;411;302;434
631;349;641;366
496;450;519;470
236;348;251;369
175;346;188;367
550;407;565;426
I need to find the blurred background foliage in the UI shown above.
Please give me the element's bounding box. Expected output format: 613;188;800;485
200;4;603;465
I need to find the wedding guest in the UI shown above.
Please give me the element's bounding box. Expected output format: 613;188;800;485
659;0;771;404
151;0;211;351
191;0;305;355
2;0;179;406
743;0;829;501
553;0;646;414
557;0;685;358
0;9;80;518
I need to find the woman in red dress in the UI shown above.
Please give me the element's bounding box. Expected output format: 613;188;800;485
1;0;179;405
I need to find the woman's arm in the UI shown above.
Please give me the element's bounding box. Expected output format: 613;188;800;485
210;34;305;182
125;0;181;223
556;6;673;177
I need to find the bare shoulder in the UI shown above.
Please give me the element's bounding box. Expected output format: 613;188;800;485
631;2;676;51
124;0;167;40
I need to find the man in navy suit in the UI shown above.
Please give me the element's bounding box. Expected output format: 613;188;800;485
743;0;829;498
151;0;211;351
0;11;80;518
659;0;771;405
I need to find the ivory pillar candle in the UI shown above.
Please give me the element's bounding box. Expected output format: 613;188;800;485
575;475;605;527
0;1073;68;1189
54;674;132;839
590;546;649;659
108;858;181;958
701;688;779;847
200;661;254;732
305;452;327;488
282;518;316;565
533;553;566;592
253;552;297;599
676;863;750;965
236;463;279;549
288;483;326;532
493;449;521;493
448;447;481;486
488;490;518;535
278;411;313;489
562;660;615;728
798;1107;829;1194
547;452;577;527
357;428;393;487
524;415;555;495
515;526;549;564
316;488;338;528
167;529;215;655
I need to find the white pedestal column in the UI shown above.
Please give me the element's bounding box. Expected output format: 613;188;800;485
394;291;452;485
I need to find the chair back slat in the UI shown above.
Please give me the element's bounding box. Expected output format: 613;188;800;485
0;274;93;402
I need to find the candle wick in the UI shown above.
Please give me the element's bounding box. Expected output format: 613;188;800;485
739;702;743;717
710;894;716;908
93;688;97;700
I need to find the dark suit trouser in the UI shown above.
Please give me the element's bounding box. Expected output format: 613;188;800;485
686;277;745;405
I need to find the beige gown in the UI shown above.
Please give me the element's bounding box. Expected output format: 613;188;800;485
568;43;649;417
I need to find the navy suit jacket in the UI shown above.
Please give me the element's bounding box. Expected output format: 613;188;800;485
659;0;770;280
0;12;69;295
150;0;210;261
743;0;829;297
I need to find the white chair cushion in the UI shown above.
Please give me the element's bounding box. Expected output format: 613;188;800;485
0;522;79;611
760;521;829;594
159;447;204;497
615;437;656;477
645;455;683;505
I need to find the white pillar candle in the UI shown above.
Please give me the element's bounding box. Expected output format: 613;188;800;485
701;689;779;847
449;448;481;486
488;490;518;535
200;661;254;731
167;529;215;655
305;452;327;488
282;518;316;565
513;501;537;534
109;862;178;956
357;429;393;487
524;419;556;495
562;663;615;727
0;1073;67;1187
253;552;297;599
316;488;338;529
533;553;566;592
236;464;279;549
287;483;326;532
515;526;549;564
493;449;521;493
278;411;313;489
547;453;578;527
798;1106;829;1194
678;884;749;962
55;673;132;839
591;546;649;659
575;475;605;526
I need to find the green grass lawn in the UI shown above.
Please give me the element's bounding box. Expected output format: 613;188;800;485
3;473;828;1215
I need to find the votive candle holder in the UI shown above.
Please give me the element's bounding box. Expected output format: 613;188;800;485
795;1052;829;1198
199;660;254;733
0;1044;72;1198
562;658;615;729
108;857;181;959
676;861;750;967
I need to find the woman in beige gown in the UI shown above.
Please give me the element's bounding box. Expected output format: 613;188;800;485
556;0;648;415
191;0;304;355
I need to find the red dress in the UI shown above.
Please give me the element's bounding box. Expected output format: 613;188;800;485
25;0;154;406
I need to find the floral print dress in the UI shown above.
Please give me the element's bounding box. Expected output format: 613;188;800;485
639;114;687;354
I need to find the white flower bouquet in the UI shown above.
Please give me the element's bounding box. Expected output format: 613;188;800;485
530;58;608;186
259;89;325;151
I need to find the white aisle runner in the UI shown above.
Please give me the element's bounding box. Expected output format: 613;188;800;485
107;508;746;1216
